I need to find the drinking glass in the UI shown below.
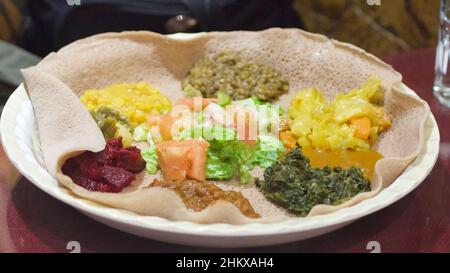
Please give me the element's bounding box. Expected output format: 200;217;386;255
435;0;450;106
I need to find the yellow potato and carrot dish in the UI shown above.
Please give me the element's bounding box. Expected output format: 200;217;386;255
287;77;391;151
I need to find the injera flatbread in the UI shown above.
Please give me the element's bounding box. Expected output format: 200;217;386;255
21;28;430;224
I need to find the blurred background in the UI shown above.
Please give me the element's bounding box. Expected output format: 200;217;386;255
0;0;441;112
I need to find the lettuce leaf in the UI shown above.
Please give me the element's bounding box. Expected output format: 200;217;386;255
141;145;158;174
135;126;158;174
133;124;149;142
206;137;255;183
205;152;235;179
252;135;285;168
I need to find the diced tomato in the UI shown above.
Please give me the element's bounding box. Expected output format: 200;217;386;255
186;140;209;182
156;142;190;182
146;114;162;127
156;139;209;182
159;112;178;140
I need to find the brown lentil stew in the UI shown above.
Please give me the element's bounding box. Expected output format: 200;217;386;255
181;51;289;101
151;179;260;218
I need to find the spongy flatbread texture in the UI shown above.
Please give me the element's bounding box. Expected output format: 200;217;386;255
21;28;429;224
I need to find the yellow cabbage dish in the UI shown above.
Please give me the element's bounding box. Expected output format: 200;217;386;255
80;82;172;128
288;77;391;150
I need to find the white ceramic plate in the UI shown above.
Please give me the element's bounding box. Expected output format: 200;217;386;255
0;35;440;247
1;83;440;248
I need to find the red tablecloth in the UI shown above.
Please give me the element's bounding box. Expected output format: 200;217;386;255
1;48;449;253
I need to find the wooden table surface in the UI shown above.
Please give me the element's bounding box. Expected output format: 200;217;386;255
1;48;449;253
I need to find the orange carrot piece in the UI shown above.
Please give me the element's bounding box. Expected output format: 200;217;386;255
350;117;372;140
280;131;297;149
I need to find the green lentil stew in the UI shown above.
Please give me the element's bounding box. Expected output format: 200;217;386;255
181;51;289;101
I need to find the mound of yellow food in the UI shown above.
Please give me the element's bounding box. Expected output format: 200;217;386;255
81;82;172;127
288;77;391;150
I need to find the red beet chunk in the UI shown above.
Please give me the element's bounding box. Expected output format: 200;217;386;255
103;138;123;166
62;163;116;193
76;175;117;193
79;159;103;181
116;147;146;173
92;150;105;165
108;137;123;149
61;138;145;193
101;165;135;191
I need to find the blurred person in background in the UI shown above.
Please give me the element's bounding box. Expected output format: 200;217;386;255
22;0;303;56
0;0;39;113
0;0;302;113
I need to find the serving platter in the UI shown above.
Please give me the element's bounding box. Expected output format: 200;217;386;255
0;34;440;248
